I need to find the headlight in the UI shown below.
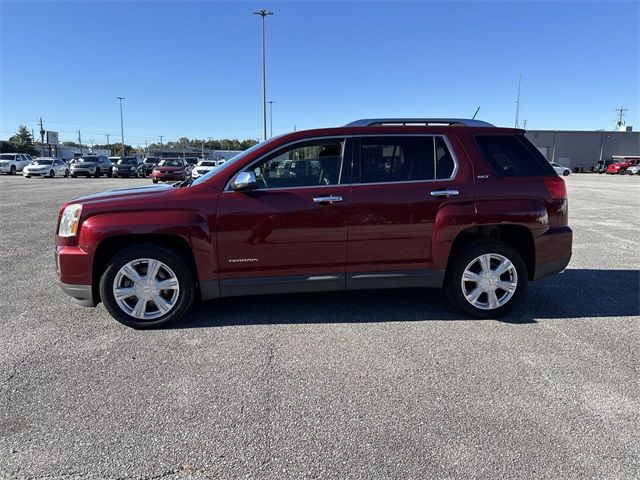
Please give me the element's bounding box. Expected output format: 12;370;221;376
58;204;83;237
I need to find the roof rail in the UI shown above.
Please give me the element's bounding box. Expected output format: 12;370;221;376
344;118;495;128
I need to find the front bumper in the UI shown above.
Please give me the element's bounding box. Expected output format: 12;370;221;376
24;170;48;176
71;167;96;175
153;173;185;181
55;245;96;306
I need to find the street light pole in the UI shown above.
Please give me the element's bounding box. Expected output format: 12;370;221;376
117;97;125;156
253;9;273;141
268;100;275;138
159;136;164;158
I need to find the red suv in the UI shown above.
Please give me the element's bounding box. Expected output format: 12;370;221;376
55;118;572;328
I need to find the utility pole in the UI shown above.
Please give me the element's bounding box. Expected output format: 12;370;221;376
89;139;94;149
39;117;45;143
523;120;527;129
253;9;273;141
615;106;628;130
105;134;110;146
159;136;164;158
514;74;522;128
78;130;83;155
117;96;125;156
268;100;276;138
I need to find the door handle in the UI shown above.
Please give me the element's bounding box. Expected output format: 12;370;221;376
313;195;343;204
430;189;460;198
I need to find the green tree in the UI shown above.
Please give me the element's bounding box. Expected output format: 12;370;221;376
9;125;38;155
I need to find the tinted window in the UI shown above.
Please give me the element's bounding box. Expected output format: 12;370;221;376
158;159;182;167
251;139;344;189
475;135;556;177
359;136;454;183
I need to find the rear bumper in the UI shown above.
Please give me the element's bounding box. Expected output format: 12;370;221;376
533;226;572;280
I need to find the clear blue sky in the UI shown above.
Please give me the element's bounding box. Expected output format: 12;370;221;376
1;1;638;146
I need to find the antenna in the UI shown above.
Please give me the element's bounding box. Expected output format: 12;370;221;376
514;75;522;128
472;106;480;120
615;106;628;130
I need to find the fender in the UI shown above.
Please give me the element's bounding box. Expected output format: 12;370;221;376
431;198;548;270
78;209;217;282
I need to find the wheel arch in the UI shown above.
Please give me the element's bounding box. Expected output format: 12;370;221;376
92;234;202;304
447;224;536;281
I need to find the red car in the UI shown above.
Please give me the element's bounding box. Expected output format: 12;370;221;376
55;118;572;328
151;158;189;183
605;158;640;175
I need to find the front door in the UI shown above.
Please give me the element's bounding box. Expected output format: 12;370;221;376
216;137;352;296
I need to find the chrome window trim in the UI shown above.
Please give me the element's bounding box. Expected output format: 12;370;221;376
223;133;459;192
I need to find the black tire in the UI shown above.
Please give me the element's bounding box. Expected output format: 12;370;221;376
152;179;158;184
444;240;528;319
49;169;55;178
10;165;16;175
64;169;70;178
94;169;101;178
99;244;195;329
563;170;570;176
25;175;31;178
71;174;77;178
107;168;113;178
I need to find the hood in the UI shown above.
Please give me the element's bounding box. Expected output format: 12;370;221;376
72;183;175;205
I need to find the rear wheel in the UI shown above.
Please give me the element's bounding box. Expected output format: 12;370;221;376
49;169;55;178
64;169;70;177
445;240;527;319
94;168;101;178
152;179;158;184
10;165;16;175
563;170;570;176
99;244;195;329
71;174;77;178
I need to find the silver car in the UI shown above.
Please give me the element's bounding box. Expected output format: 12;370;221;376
625;165;640;175
550;162;571;176
23;158;70;178
70;155;112;178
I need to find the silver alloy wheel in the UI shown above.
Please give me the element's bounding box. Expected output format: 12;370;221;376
112;258;180;320
461;253;518;310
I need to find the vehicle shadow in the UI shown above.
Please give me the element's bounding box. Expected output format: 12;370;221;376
177;269;640;329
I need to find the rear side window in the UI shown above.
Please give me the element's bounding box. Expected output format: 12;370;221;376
359;136;455;183
475;135;556;177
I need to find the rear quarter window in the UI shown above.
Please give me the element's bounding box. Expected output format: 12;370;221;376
475;135;556;177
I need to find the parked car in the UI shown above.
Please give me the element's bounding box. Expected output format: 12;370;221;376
183;157;199;170
113;156;145;178
606;158;640;175
55;117;572;328
191;159;219;179
595;159;615;174
550;162;571;176
143;157;160;175
625;164;640;175
151;158;188;183
109;156;121;165
70;155;113;178
23;158;70;178
0;153;32;174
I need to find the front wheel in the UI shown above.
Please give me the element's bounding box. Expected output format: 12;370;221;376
152;179;158;184
64;169;70;177
99;244;195;329
445;240;528;319
49;169;55;178
94;169;101;178
563;170;570;176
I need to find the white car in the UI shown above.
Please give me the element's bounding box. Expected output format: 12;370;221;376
625;165;640;175
0;153;32;174
23;158;70;178
550;162;571;176
191;160;219;179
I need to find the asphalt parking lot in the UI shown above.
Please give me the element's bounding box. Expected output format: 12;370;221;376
1;173;638;479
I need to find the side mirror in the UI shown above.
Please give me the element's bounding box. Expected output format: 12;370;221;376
231;171;258;191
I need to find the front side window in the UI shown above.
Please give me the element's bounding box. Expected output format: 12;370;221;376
250;139;344;189
359;136;455;183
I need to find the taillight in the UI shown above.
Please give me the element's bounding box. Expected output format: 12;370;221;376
544;176;567;200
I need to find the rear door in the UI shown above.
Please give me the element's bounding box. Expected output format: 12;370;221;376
215;137;352;295
346;135;470;289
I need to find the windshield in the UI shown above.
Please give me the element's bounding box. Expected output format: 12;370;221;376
191;142;265;186
144;158;158;164
118;158;136;165
198;161;216;167
80;157;98;163
158;160;182;167
32;160;53;165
